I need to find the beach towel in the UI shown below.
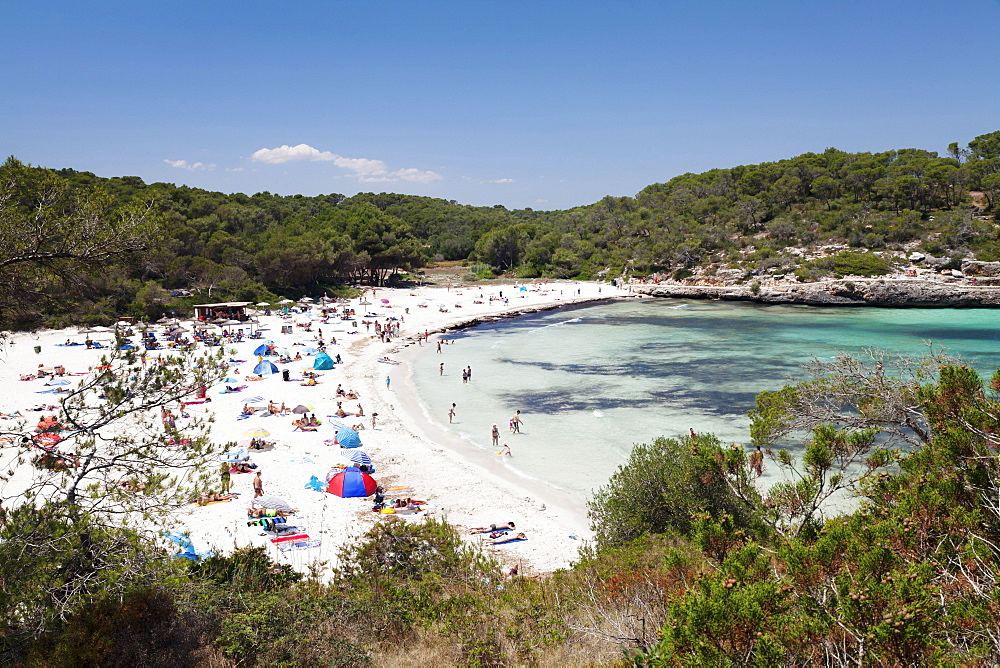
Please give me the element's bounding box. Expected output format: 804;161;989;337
236;414;251;421
219;447;249;462
277;539;321;552
271;533;309;544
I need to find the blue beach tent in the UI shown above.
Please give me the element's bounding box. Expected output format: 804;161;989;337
313;352;334;370
253;343;270;356
253;359;279;376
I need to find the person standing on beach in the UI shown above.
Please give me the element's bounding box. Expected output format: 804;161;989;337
491;424;499;447
462;368;468;384
448;403;456;423
510;410;523;433
220;463;232;493
253;471;263;498
386;376;391;390
437;341;442;353
466;365;472;381
439;362;444;376
371;412;378;430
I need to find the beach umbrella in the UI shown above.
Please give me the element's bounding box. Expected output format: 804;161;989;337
253;360;278;376
242;427;270;437
344;449;372;466
291;405;310;414
275;348;291;357
304;347;318;354
256;302;271;306
278;298;294;305
252;495;294;512
48;378;72;386
335;427;362;449
384;486;415;497
245;395;264;403
222;319;242;326
327;467;377;497
300;296;314;302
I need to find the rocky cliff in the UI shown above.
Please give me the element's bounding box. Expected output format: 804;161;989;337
633;279;1000;307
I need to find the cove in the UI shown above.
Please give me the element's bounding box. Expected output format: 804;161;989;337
408;298;1000;503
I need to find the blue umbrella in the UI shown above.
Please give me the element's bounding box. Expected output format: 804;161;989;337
253;344;270;356
346;449;371;466
253;360;278;376
120;343;136;350
336;428;362;449
223;377;239;383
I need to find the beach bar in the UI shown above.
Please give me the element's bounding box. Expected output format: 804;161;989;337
193;301;253;322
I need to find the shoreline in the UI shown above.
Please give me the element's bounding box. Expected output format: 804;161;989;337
0;281;629;576
633;277;1000;308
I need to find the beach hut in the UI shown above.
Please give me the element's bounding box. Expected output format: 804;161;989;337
327;467;377;497
313;352;334;370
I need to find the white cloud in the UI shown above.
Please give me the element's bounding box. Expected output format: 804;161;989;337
250;144;336;164
250;143;442;183
163;159;213;171
488;178;514;184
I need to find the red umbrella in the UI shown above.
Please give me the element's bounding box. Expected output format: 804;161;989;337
327;467;377;497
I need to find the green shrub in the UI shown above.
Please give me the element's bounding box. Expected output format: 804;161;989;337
831;251;891;277
588;435;758;549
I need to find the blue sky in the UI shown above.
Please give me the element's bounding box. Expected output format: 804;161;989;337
3;1;999;210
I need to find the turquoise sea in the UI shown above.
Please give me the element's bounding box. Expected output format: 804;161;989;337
408;299;1000;503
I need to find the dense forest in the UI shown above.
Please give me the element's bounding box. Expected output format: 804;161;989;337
1;130;999;329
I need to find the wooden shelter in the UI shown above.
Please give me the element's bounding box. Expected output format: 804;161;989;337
193;302;252;322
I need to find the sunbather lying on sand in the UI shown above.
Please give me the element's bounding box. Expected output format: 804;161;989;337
196;492;238;505
469;521;515;534
247;506;291;518
483;532;527;545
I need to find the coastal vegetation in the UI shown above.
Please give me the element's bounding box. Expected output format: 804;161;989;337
6;350;1000;665
2;130;999;329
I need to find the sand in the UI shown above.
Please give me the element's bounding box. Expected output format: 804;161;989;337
0;281;631;575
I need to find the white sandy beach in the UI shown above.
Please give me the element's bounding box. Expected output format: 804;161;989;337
0;281;631;575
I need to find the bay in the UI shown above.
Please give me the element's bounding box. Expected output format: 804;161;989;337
409;299;1000;503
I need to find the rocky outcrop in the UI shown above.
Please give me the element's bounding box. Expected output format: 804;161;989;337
633;279;1000;307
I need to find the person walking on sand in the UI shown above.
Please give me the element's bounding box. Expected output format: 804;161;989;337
386;376;391;390
371;412;378;430
439;362;444;376
510;410;523;434
491;424;500;447
253;471;264;498
448;403;456;423
436;340;442;353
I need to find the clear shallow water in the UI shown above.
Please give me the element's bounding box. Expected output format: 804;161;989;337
410;299;1000;503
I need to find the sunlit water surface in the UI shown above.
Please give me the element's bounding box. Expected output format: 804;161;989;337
409;299;1000;502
